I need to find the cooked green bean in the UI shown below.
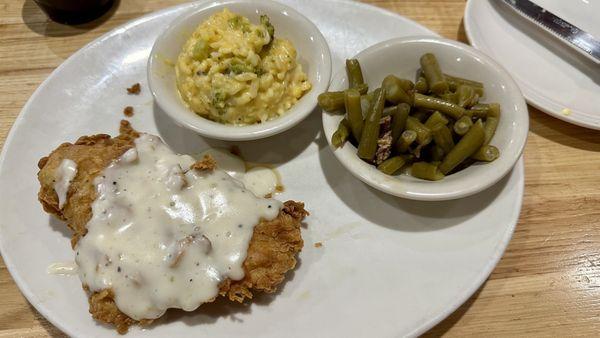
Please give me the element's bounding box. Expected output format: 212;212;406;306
439;119;485;174
406;116;432;146
346;59;365;88
420;53;448;94
318;85;369;112
391;103;410;144
471;144;499;162
424;111;449;129
415;70;429;94
483;116;499;145
429;145;446;162
382;106;396;117
377;156;406;175
413;93;465;120
431;123;455;153
453;115;473;136
331;118;350;148
439;92;458;104
358;88;385;161
318;91;345;112
360;95;372;116
445;73;484;96
382;74;414;91
397;78;415;91
411;109;430;123
345;88;364;141
322;52;501;180
383;75;413;105
411;162;445;181
467;103;501;119
456;85;479;108
396;130;417;153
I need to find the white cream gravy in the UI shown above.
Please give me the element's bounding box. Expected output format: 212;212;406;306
54;159;77;209
74;134;281;320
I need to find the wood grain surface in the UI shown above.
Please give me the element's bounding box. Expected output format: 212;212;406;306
1;0;599;336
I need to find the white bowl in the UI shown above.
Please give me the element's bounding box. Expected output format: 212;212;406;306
322;36;528;201
148;0;331;141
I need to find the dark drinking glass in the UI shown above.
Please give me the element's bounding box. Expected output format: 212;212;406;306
33;0;114;25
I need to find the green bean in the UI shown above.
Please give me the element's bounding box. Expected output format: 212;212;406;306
411;162;445;181
358;88;384;161
382;75;413;105
360;95;372;115
420;53;449;94
413;93;465;120
391;103;410;144
429;145;446;162
318;85;369;112
346;59;365;88
431;123;455;153
377;156;407;175
424;111;449;129
466;103;500;119
473;103;501;117
406;116;432;146
354;83;369;95
456;85;479;108
465;107;488;119
453;115;473;136
439;119;485;174
318;92;345;112
439;92;458;104
396;130;417;153
331;119;350;148
345;88;364;141
415;70;429;94
471;144;499;162
399;153;415;164
483;117;499;145
396;78;415;91
412;109;430;123
445;73;484;96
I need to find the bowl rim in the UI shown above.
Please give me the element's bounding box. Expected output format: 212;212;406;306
322;35;529;201
147;0;332;141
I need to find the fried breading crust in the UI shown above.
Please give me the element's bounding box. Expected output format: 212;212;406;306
37;121;306;333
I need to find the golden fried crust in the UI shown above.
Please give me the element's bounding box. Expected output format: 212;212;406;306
37;120;138;247
37;122;306;333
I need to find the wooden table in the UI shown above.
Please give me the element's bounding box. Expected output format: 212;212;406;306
1;0;599;336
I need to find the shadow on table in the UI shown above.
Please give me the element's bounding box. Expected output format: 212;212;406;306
21;0;119;37
529;108;600;152
421;282;485;337
457;18;469;44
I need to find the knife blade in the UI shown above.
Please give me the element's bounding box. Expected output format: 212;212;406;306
501;0;600;64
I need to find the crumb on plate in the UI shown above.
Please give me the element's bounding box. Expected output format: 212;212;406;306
123;106;134;117
126;83;141;95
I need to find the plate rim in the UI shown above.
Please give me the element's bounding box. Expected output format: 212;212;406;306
0;1;525;337
463;0;600;130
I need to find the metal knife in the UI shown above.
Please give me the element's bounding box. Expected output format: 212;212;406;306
501;0;600;64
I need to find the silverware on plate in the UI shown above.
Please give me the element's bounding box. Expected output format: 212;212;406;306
501;0;600;64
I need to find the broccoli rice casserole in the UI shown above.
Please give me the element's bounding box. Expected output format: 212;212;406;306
175;9;312;125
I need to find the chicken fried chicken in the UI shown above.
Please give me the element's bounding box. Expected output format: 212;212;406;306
37;121;306;333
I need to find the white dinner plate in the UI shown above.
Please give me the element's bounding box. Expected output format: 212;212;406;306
464;0;600;130
0;1;524;337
